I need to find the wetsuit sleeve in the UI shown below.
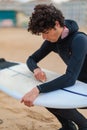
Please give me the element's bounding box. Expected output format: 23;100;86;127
26;40;55;72
37;34;87;93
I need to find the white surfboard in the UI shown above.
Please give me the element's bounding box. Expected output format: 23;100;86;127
0;59;87;108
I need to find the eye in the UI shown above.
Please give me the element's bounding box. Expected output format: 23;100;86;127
44;31;49;34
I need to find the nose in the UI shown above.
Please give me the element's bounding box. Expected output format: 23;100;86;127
42;33;48;40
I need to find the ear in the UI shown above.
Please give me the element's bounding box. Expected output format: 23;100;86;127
55;21;60;27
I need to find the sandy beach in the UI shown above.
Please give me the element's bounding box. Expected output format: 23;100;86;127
0;28;87;130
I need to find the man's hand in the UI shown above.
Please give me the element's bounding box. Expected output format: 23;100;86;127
34;68;47;82
21;87;39;107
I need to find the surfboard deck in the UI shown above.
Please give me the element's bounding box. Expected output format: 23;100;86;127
0;59;87;108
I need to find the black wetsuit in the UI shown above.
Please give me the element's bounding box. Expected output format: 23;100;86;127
27;20;87;93
27;20;87;129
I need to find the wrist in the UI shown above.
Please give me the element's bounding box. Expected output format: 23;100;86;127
33;67;41;73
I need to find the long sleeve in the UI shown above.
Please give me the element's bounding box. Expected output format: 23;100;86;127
37;33;87;93
26;40;56;72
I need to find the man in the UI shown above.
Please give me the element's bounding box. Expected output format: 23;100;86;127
21;4;87;130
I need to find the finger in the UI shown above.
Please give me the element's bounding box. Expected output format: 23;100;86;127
20;98;24;103
24;101;33;107
40;73;47;82
34;73;40;80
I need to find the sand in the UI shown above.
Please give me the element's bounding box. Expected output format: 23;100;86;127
0;28;87;130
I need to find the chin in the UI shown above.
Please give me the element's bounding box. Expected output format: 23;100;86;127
47;39;56;42
51;40;57;43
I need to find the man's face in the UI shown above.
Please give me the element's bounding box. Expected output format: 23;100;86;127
41;21;63;43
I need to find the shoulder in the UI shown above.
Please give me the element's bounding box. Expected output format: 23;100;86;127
73;32;87;40
71;32;87;52
72;32;87;44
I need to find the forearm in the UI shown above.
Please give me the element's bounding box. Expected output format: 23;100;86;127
26;56;39;72
26;40;54;72
37;74;75;93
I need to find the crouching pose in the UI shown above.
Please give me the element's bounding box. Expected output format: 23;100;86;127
21;4;87;130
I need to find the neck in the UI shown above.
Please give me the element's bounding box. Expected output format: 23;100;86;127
61;26;69;39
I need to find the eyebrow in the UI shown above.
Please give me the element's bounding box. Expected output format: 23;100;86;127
43;31;49;34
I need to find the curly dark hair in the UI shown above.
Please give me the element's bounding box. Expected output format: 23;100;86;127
28;4;65;35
